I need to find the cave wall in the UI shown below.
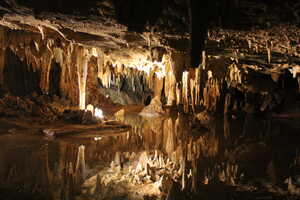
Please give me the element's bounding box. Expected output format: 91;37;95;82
0;20;298;114
0;26;176;108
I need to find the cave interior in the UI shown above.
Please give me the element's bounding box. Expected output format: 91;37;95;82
0;0;300;200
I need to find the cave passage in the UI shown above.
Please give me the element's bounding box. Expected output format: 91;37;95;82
0;0;300;200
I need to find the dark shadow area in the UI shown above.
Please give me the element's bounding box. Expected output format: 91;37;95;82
3;48;41;96
49;62;61;97
16;0;97;14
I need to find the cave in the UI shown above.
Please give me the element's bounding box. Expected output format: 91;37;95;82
0;0;300;200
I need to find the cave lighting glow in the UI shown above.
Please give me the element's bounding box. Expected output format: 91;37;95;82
94;107;104;119
85;104;104;119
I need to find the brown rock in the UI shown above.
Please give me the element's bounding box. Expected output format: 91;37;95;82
139;96;165;117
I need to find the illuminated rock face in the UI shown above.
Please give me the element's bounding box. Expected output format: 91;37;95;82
0;1;299;116
0;25;299;115
0;27;166;108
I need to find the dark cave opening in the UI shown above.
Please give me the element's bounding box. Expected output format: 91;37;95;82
49;62;61;97
3;48;40;96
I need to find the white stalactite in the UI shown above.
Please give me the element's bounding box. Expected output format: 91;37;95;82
266;40;273;63
182;71;189;113
77;47;89;110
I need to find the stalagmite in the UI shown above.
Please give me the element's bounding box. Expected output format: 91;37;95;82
159;154;165;168
266;40;273;63
233;49;239;64
86;104;94;114
228;63;242;85
255;43;259;53
247;39;252;49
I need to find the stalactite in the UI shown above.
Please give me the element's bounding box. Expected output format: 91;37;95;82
202;50;206;69
203;78;220;112
190;78;195;112
114;151;121;168
176;83;182;106
194;67;201;106
163;54;177;106
182;71;189;113
266;40;273;64
165;71;176;106
228;63;242;86
76;47;89;110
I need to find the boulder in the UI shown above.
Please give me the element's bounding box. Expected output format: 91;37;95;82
139;96;165;117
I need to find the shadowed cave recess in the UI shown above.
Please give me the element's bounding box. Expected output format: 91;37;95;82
0;0;300;200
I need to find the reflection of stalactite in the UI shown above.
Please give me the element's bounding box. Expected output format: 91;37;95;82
41;145;54;200
164;118;175;157
0;48;5;85
203;79;220;112
75;145;86;187
191;158;197;192
190;79;195;112
224;116;230;139
176;83;182;106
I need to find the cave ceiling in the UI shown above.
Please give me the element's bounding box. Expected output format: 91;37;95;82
0;0;298;67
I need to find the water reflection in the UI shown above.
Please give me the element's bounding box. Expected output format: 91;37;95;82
0;114;300;199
